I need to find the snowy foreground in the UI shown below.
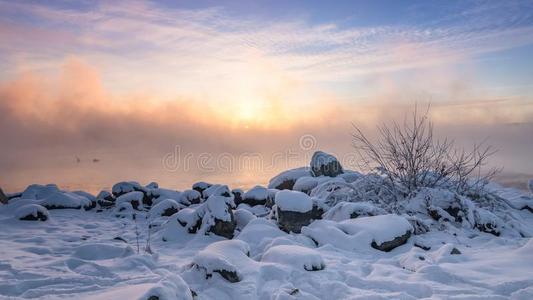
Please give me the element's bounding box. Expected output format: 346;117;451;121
1;155;533;299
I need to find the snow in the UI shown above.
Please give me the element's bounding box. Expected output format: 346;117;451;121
72;243;134;260
261;245;325;271
275;190;313;212
14;204;49;220
2;177;533;299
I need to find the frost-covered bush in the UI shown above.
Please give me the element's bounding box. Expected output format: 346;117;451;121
352;105;499;194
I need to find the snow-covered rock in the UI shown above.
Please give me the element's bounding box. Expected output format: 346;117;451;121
114;202;134;218
148;188;181;205
40;191;93;210
179;189;201;205
339;215;413;252
175;208;204;234
15;204;49;221
293;176;319;194
310;151;343;177
146;181;159;189
21;184;60;200
192;240;251;283
302;214;413;252
474;208;504;236
202;184;232;199
192;181;212;194
203;195;236;239
232;188;244;205
241;185;269;206
139;274;193;300
234;208;256;230
275;190;320;233
323;202;386;221
150;199;182;218
116;191;145;210
112;181;146;197
268;167;311;190
275;190;313;213
96;190;114;202
261;245;325;271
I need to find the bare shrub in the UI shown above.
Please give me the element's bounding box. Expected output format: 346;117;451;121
352;104;500;195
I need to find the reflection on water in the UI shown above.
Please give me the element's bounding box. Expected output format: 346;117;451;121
4;161;294;194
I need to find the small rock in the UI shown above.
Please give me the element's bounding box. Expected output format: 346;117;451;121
451;247;462;255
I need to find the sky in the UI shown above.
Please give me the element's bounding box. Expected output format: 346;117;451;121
1;0;533;192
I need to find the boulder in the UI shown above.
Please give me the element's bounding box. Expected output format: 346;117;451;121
231;189;244;205
204;195;236;239
310;151;343;177
202;184;232;199
0;187;7;204
41;191;93;210
176;208;203;234
275;190;316;233
241;186;269;206
323;202;386;221
192;181;212;195
192;240;251;283
15;204;49;221
150;199;181;218
96;190;115;202
474;208;503;236
261;245;325;271
116;191;145;210
21;184;60;200
268;167;311;190
112;181;145;197
371;231;411;252
179;189;202;205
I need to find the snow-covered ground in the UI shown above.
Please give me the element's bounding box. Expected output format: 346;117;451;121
2;159;533;299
